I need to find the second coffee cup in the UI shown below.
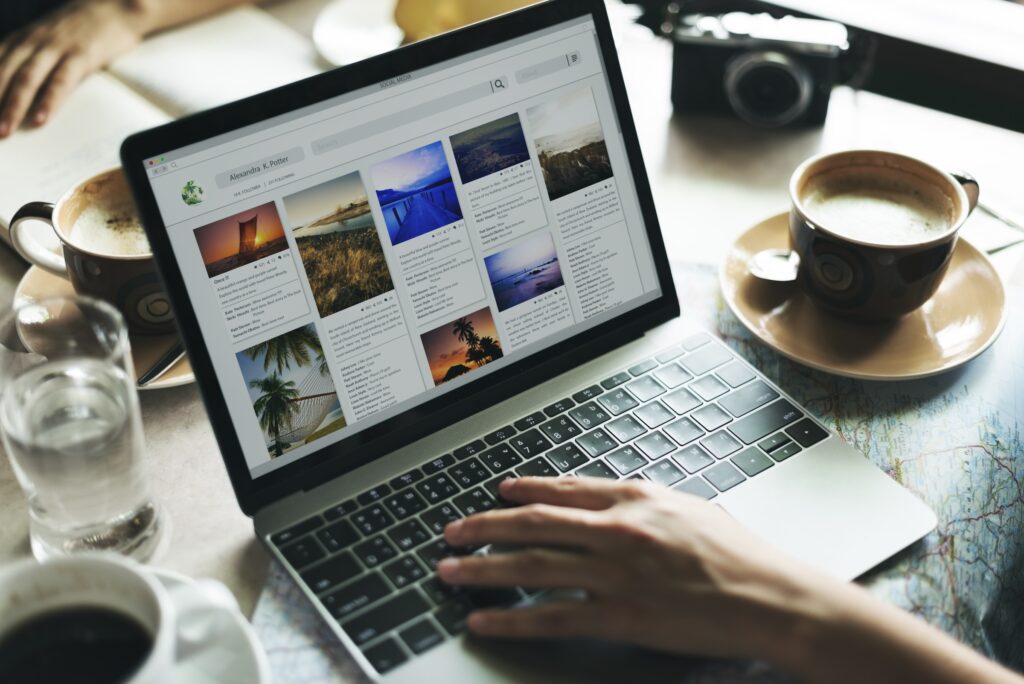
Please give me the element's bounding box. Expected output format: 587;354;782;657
10;168;175;335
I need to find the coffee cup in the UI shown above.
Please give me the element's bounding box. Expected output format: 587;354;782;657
788;149;979;321
0;554;242;683
10;168;175;335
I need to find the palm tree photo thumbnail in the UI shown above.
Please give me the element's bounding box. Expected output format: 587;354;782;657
236;323;346;458
421;306;504;386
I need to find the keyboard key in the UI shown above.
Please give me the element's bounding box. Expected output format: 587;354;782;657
352;505;394;536
682;332;712;351
606;414;647;442
772;441;802;462
663;388;701;415
514;411;547;431
484;425;516;445
509;429;553;458
634;431;676;459
673;444;715;473
538;415;581;444
718;380;780;418
434;598;473;635
357;484;392;507
515;456;558;478
449;458;490;487
600;372;632;389
400;618;445;654
568;402;611;430
546;443;589;472
417;540;470;571
354;535;398;568
422;455;455;475
342;589;431;646
728;400;802;444
691;404;732;431
280;538;326;570
362;637;408;674
664;417;704;445
576;428;618;457
628;358;658;376
416;474;460;505
453;487;496;516
644;459;685;486
322;499;358;522
421;577;465;605
323;573;392;619
383;490;428;520
655;345;683;363
606;446;648;475
453;440;486;460
480;444;523;473
271;515;323;546
543;398;575;417
572;385;604;403
680;345;732;376
704;462;746;492
674;477;717;500
731;447;774;477
483;473;517;499
690;375;729;401
386;519;431;552
634;400;675;428
701;431;743;459
467;587;522;608
652;362;692;389
786;418;829;447
316;519;361;553
420;503;462;535
382;555;427;589
390;468;424;490
301;551;361;595
626;376;666;402
757;432;791;453
597;388;640;416
576;460;618;479
716;362;756;388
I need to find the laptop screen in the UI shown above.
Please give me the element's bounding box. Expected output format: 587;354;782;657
140;14;662;479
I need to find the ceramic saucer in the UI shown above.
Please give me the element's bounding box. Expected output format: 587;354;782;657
151;568;270;684
720;212;1007;380
14;266;194;389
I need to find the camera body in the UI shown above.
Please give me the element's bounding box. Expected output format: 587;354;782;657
670;12;849;127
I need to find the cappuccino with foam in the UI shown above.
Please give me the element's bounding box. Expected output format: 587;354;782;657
68;194;149;257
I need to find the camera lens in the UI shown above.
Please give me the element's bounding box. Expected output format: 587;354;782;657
724;51;813;127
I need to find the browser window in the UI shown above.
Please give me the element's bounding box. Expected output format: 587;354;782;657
143;16;662;478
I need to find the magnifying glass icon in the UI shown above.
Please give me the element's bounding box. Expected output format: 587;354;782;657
493;78;506;90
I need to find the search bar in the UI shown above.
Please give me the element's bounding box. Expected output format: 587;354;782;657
515;51;581;84
311;77;508;156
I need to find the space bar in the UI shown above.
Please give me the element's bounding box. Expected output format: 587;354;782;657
727;399;802;444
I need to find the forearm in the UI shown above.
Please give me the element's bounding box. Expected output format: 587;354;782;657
123;0;250;36
776;580;1022;684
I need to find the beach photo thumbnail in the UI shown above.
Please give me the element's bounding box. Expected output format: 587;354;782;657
237;323;346;459
527;88;613;201
371;141;463;246
450;113;532;184
194;201;289;278
421;306;503;386
283;172;394;318
484;232;564;312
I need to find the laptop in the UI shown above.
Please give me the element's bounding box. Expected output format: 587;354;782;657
121;1;936;680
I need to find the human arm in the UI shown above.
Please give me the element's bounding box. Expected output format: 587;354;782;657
0;0;248;136
438;477;1022;684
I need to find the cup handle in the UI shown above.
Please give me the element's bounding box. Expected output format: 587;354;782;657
950;171;980;214
10;202;67;277
166;580;241;663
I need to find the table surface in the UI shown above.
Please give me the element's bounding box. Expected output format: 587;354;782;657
1;0;1023;621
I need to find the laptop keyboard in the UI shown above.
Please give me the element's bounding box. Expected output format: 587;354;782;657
269;333;829;675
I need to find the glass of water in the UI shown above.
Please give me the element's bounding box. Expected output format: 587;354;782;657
0;296;162;561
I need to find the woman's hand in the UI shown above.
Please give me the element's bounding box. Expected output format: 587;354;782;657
0;0;148;137
438;476;824;662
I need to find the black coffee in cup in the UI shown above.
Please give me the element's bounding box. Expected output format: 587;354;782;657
0;606;153;683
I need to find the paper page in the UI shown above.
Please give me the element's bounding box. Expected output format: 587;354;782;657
0;72;170;247
108;7;325;119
